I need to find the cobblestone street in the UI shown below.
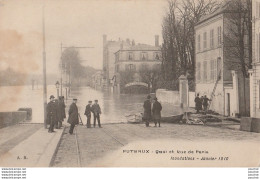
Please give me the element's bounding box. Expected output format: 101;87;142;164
52;123;260;167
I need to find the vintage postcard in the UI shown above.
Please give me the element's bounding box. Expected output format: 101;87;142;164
0;0;259;168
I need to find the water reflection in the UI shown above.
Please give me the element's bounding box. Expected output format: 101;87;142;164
0;86;184;124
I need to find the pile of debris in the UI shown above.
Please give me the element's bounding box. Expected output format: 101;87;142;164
181;112;222;125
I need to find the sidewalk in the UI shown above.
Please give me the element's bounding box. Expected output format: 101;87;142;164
0;124;64;167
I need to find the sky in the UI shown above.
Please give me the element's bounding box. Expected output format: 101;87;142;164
0;0;167;75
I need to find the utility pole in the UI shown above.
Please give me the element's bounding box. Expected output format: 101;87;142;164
42;5;47;129
60;43;63;96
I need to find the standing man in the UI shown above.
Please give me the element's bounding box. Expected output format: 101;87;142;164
56;96;66;129
152;97;162;127
143;95;152;127
84;101;92;128
47;95;58;133
203;95;210;111
68;98;79;134
92;100;102;128
194;94;201;113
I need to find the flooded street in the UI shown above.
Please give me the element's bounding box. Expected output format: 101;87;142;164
0;86;183;124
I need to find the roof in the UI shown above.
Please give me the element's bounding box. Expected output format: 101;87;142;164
196;0;232;26
115;44;160;53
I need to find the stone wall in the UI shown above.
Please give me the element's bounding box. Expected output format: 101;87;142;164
0;111;27;129
156;89;195;108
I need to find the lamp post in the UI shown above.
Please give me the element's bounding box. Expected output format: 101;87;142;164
55;81;60;97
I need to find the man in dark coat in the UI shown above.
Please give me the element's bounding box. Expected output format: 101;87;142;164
56;96;66;129
143;95;152;127
84;101;92;128
203;95;210;111
194;94;201;113
47;95;58;133
68;98;79;134
92;100;102;128
152;97;162;127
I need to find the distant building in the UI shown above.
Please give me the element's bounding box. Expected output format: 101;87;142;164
114;35;161;93
249;0;260;117
103;35;131;89
195;1;250;116
91;71;103;90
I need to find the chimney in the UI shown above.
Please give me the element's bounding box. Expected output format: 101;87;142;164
103;34;107;46
155;35;159;47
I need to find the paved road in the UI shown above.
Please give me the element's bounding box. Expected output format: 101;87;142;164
52;123;260;167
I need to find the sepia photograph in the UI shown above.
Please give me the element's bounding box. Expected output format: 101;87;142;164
0;0;259;171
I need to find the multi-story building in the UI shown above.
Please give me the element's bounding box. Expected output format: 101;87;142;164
249;0;260;117
195;1;250;116
114;36;161;93
103;35;131;88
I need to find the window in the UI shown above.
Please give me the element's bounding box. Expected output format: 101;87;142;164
203;61;207;82
197;34;201;52
203;32;207;49
125;64;136;71
196;62;201;83
154;52;160;60
140;52;148;60
210;29;214;48
128;52;133;60
210;60;214;82
217;26;222;45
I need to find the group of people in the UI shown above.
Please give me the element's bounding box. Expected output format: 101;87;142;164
46;95;66;133
143;95;163;127
46;95;102;135
194;94;210;113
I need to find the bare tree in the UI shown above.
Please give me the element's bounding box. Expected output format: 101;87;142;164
161;0;219;90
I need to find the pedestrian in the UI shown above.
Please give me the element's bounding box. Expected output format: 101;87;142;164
46;95;58;133
84;100;92;128
92;100;102;128
200;96;204;111
143;95;152;127
68;98;79;134
203;95;210;111
194;94;201;113
55;96;66;129
152;97;162;127
54;98;61;129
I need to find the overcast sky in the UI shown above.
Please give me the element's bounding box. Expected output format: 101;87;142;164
0;0;167;75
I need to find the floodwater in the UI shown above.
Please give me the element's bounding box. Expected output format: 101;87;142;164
0;85;183;124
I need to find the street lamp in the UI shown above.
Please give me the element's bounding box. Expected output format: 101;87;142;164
55;81;60;97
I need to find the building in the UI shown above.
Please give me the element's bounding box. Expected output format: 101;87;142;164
114;36;161;93
249;0;260;117
91;71;104;90
103;35;131;89
195;1;250;116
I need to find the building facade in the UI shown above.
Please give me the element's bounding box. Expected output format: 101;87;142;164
195;2;250;116
114;36;161;93
249;0;260;117
103;35;131;89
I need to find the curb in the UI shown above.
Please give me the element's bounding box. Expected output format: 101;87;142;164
49;126;66;167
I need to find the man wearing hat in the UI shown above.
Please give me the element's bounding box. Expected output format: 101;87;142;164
56;96;66;129
47;95;58;133
152;97;162;127
92;100;102;128
68;98;79;134
84;100;93;128
143;95;152;127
